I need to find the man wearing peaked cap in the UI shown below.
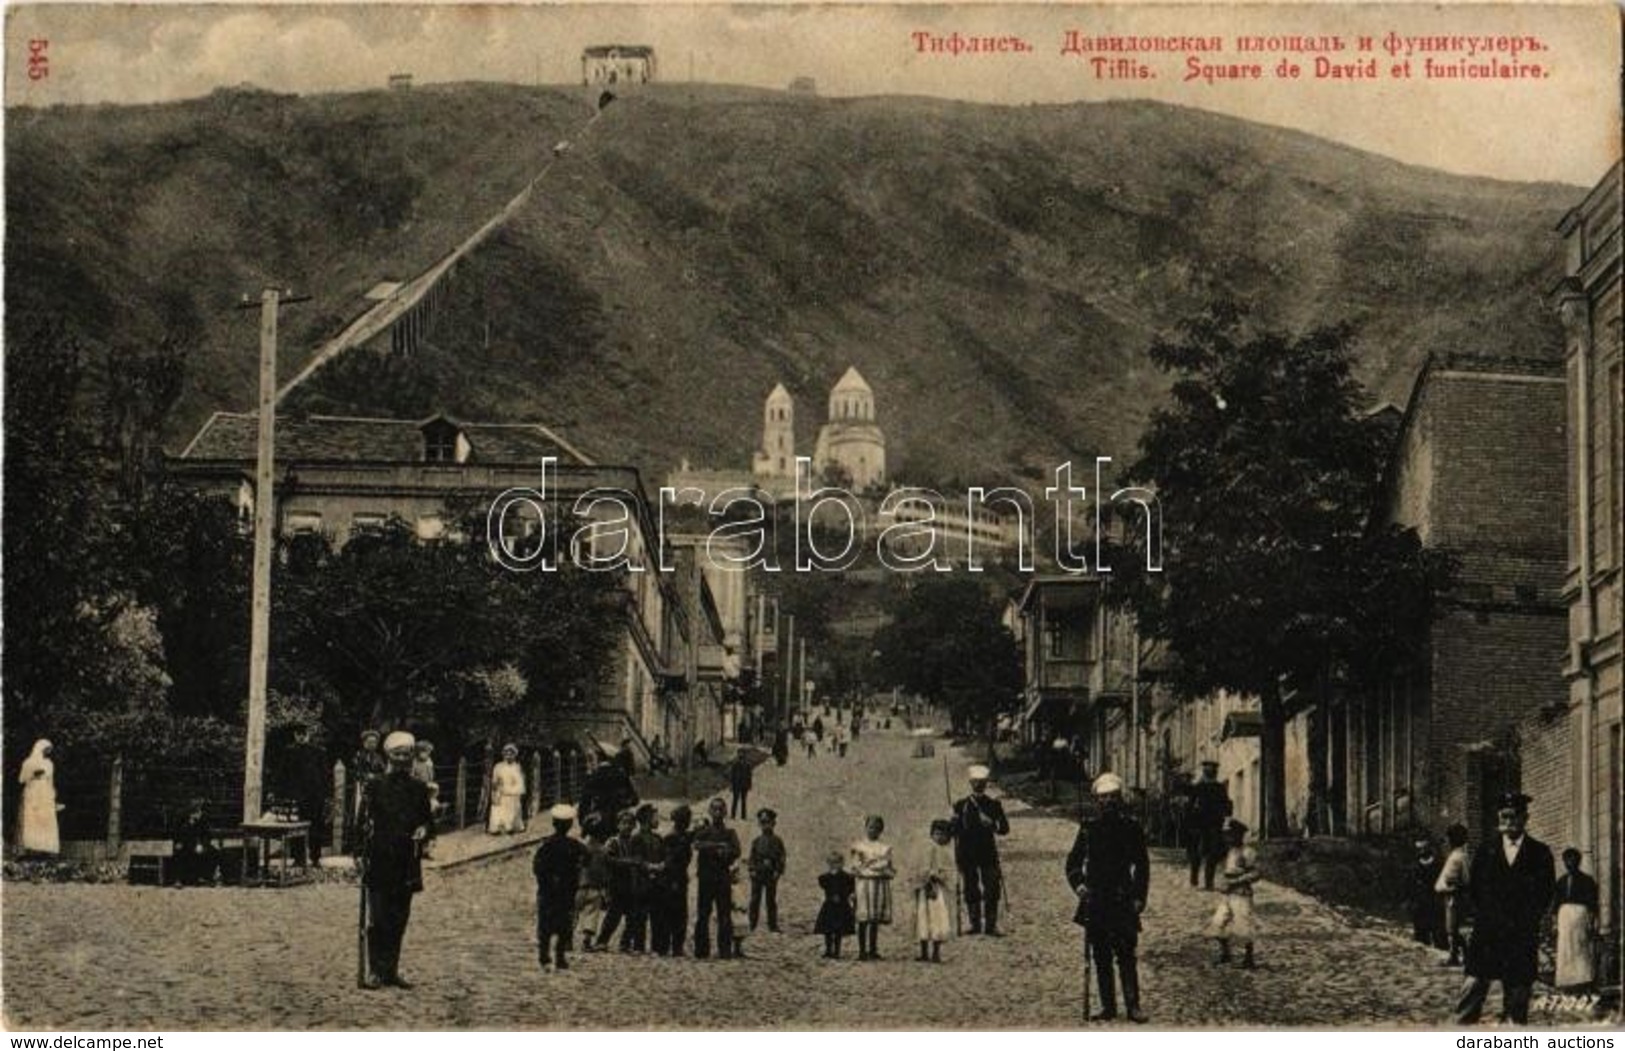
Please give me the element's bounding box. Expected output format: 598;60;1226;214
951;763;1010;935
533;801;589;971
358;731;435;990
1183;760;1231;891
1456;791;1553;1024
1066;771;1150;1023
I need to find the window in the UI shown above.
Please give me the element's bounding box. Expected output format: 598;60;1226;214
285;510;323;535
351;512;388;536
1609;361;1622;568
425;430;457;463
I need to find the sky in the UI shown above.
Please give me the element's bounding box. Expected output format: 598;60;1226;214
3;2;1621;186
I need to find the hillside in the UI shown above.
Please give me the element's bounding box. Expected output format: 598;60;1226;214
5;82;1577;483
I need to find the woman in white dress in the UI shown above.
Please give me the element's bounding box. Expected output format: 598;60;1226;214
912;818;955;962
18;739;60;855
850;814;895;960
487;743;527;834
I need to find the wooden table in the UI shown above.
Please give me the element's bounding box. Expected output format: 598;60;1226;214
241;820;312;887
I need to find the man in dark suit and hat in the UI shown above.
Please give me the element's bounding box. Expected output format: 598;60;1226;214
1456;792;1555;1025
952;764;1011;935
1066;772;1152;1023
1184;760;1231;890
358;731;435;989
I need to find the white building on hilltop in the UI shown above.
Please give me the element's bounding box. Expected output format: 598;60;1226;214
814;366;887;492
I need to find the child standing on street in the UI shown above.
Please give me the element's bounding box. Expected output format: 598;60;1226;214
1434;823;1471;967
749;808;787;933
1204;818;1260;968
850;814;896;961
1406;832;1447;950
912;819;956;962
533;804;588;971
815;850;856;958
576;813;612;951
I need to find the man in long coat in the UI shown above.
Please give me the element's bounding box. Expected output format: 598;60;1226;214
952;764;1011;935
1067;773;1151;1023
359;731;436;989
1456;792;1555;1025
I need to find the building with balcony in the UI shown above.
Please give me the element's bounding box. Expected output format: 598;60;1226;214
1014;575;1150;785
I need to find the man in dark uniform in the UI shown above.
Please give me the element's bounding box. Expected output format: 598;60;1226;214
1066;772;1151;1023
533;804;588;971
359;731;435;990
1456;792;1555;1025
952;764;1011;935
729;751;754;819
1184;760;1230;890
692;797;742;959
651;805;694;956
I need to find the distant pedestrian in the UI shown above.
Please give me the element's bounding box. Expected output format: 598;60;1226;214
772;728;790;767
487;744;526;834
533;804;588;971
358;731;435;989
1551;847;1599;992
951;764;1010;936
749;808;787;933
729;751;754;819
850;714;861;742
410;740;439;815
850;814;896;961
351;730;387;822
1407;832;1447;949
1436;823;1471;966
692;798;742;959
651;805;694;956
835;721;851;758
1068;773;1151;1022
17;739;60;856
813;716;825;743
172;798;220;886
912;819;955;963
576;814;612;951
1203;818;1259;969
803;728;818;758
1184;760;1230;891
1456;793;1554;1025
816;850;857;959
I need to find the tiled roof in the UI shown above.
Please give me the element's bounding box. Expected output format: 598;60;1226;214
177;412;592;466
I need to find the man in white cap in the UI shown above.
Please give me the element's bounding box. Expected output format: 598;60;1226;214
358;730;435;990
1065;771;1151;1023
533;803;589;971
951;763;1010;935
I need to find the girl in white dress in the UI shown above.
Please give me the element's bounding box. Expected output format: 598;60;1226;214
487;743;527;834
1204;818;1260;968
18;739;60;855
850;814;896;960
912;818;955;962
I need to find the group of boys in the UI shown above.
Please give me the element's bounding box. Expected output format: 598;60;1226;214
531;795;788;971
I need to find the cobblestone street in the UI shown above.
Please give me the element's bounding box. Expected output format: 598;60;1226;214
4;727;1489;1029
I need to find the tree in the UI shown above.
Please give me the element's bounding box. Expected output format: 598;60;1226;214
873;576;1022;740
1121;304;1450;837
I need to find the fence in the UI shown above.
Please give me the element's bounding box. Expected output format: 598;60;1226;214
21;745;601;862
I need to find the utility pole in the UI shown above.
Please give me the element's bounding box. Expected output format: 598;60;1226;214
783;614;796;725
239;287;308;824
